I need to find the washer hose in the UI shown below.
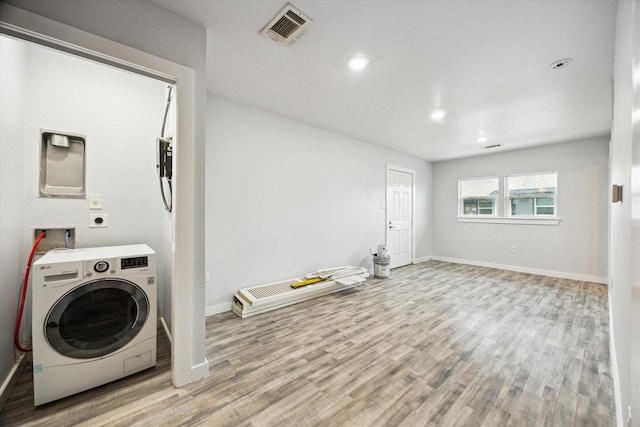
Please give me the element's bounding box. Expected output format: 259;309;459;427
14;231;46;352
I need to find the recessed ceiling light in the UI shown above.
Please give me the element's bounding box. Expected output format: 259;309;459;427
430;110;447;121
549;58;572;70
347;55;369;71
476;136;488;144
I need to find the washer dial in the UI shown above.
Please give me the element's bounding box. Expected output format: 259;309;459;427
94;261;109;273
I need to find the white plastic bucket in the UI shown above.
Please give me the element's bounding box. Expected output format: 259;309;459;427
373;255;390;279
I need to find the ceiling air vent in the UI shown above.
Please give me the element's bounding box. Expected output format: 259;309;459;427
482;144;503;150
260;3;312;46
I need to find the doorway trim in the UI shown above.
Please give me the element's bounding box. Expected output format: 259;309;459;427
385;163;416;268
0;3;208;387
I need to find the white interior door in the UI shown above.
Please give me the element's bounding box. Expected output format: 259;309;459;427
386;165;414;269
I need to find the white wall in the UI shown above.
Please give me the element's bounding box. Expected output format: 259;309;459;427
432;137;609;282
205;97;432;312
632;0;640;420
610;0;636;425
19;38;172;312
0;36;27;400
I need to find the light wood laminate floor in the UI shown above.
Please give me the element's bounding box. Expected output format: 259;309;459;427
0;261;615;426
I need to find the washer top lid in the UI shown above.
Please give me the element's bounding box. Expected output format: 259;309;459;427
34;244;155;265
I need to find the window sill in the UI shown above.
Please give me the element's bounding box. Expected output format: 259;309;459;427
456;217;560;226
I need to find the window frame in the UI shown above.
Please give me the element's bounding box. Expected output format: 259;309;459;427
455;172;560;226
458;176;499;218
505;171;558;219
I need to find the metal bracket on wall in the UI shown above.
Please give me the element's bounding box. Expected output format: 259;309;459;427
612;184;623;203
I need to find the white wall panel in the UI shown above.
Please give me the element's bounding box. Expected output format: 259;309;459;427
205;97;432;310
19;40;171;306
432;137;609;281
0;36;28;399
610;1;635;424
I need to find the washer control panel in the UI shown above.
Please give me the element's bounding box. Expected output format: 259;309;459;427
83;254;152;278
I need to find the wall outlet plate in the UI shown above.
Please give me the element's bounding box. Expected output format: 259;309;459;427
88;193;103;209
90;213;108;228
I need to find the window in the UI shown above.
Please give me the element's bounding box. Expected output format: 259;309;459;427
505;172;557;217
458;177;498;216
457;172;559;225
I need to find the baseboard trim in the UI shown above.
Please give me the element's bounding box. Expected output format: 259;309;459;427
205;302;232;317
412;256;432;264
609;307;624;427
430;256;608;284
158;316;208;383
191;358;209;382
158;317;172;347
0;353;28;412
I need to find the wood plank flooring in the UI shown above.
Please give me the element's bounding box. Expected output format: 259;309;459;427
0;261;615;426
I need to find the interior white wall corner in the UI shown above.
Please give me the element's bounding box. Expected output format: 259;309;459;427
0;35;28;406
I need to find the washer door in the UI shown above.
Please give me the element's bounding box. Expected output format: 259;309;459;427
45;278;150;359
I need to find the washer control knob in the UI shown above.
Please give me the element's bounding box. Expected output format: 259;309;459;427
94;261;109;273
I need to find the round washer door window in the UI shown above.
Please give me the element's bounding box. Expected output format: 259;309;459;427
45;278;150;359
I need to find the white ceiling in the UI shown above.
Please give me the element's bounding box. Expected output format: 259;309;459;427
150;0;616;161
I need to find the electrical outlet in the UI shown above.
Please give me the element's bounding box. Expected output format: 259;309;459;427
510;244;517;253
90;213;108;228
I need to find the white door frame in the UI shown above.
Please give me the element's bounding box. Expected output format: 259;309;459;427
385;164;415;268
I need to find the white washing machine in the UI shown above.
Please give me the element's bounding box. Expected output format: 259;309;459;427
32;244;157;406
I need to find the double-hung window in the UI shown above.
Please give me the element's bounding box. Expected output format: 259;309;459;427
505;172;557;217
458;177;499;216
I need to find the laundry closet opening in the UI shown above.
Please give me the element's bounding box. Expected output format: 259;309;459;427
0;33;175;359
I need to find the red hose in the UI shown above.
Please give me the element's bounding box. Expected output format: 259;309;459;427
14;231;46;353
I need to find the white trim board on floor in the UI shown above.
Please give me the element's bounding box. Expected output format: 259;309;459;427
431;256;608;284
